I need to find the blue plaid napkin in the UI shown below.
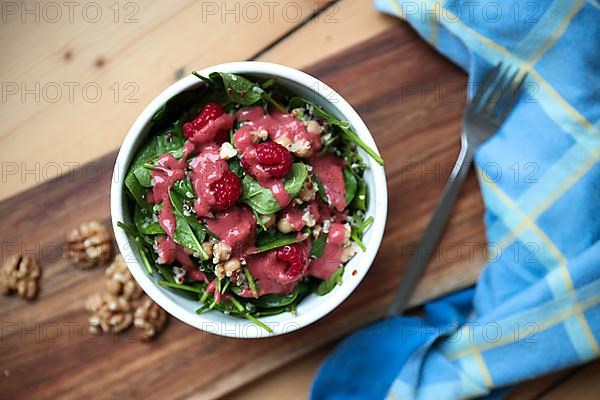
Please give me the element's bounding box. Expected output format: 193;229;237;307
311;1;600;398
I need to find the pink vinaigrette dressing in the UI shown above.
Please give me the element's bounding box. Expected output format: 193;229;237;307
189;144;229;217
155;236;207;282
234;106;321;153
136;93;369;306
281;206;306;231
206;207;257;256
238;239;311;297
307;223;347;280
240;251;296;297
234;106;322;208
311;154;347;212
149;142;195;236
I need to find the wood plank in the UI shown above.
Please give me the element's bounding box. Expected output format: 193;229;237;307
0;0;331;201
540;361;600;400
229;343;336;400
0;24;481;399
504;368;577;400
257;0;397;66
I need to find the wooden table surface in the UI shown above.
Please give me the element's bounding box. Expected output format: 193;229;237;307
1;1;598;398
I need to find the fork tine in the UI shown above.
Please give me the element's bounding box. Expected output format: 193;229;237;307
470;63;503;111
497;71;528;124
480;65;510;115
494;67;520;118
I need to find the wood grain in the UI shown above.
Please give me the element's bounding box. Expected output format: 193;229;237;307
539;361;600;400
229;344;335;400
257;0;397;65
0;24;485;399
504;368;577;400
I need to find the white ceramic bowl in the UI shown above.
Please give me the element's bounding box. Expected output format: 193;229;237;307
111;62;387;338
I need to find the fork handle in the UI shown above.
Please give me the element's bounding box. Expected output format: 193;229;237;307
388;142;474;316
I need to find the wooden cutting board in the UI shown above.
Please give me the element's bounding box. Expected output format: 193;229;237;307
0;24;487;399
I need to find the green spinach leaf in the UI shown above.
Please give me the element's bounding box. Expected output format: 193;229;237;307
315;266;344;296
284;163;308;197
125;171;151;210
253;306;288;317
156;124;185;155
241;163;308;215
134;204;163;235
172;210;205;256
133;165;152;188
287;97;384;165
156;265;175;283
169;191;208;247
255;231;302;253
310;235;327;259
159;280;206;300
124;134;161;209
130;136;158;169
241;175;280;214
172;177;195;201
117;221;154;275
158;280;205;293
312;174;329;204
249;288;300;308
288;97;349;127
339;125;383;166
131;125;186;191
251;292;299;308
343;167;358;205
151;87;208;128
208;72;263;106
350;176;368;211
354;215;373;237
228;158;245;177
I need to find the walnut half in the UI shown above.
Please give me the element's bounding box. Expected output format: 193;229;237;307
85;292;133;334
134;297;167;341
0;254;41;300
105;255;143;300
65;221;112;269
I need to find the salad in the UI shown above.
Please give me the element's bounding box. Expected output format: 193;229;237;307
119;71;384;332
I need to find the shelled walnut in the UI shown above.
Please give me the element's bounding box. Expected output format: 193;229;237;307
0;254;41;300
134;297;167;341
215;258;242;278
83;251;169;341
297;176;317;202
65;221;112;269
105;255;143;300
85;292;133;334
212;241;232;263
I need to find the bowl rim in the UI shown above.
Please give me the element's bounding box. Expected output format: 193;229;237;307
110;61;387;338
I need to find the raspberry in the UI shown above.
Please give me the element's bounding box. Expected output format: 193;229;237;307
241;141;292;179
183;103;225;139
210;170;242;210
276;243;308;283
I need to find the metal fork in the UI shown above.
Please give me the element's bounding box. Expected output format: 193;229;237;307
388;63;527;316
